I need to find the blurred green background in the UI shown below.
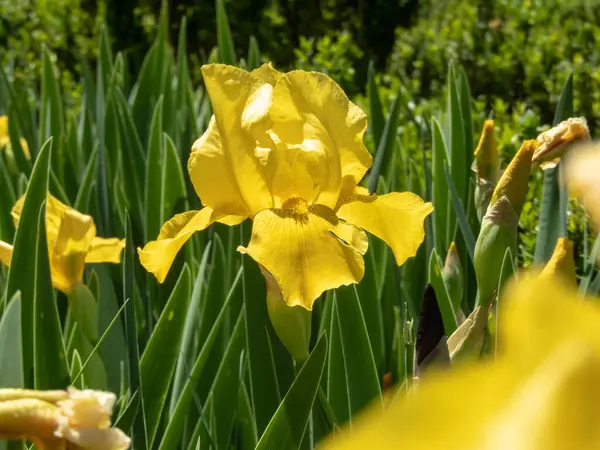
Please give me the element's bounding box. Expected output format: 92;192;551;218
1;0;597;269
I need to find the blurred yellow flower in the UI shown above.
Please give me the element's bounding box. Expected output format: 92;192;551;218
0;194;125;294
139;63;432;310
564;141;600;235
533;117;590;168
0;387;129;449
324;276;600;450
0;115;31;160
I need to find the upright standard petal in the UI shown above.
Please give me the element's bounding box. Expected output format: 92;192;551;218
269;71;372;208
337;187;433;266
238;200;366;310
138;208;246;283
188;118;252;216
199;64;274;215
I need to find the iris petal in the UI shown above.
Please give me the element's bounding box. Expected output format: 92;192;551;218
138;208;246;283
85;238;126;264
197;64;274;215
238;203;366;310
337;187;433;266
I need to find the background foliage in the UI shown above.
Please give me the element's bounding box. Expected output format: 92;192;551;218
0;1;598;448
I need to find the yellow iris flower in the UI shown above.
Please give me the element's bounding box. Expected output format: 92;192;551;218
0;194;125;294
0;115;31;160
0;387;130;449
325;275;600;449
139;63;432;309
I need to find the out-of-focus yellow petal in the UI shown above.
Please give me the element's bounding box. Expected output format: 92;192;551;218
238;199;366;310
539;237;576;286
564;142;600;235
0;241;12;267
198;64;273;215
269;71;372;208
0;116;8;147
139;208;246;283
336;187;433;266
325;276;600;450
51;209;97;293
85;238;126;264
19;138;31;160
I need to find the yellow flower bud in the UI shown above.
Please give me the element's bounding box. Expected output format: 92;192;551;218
262;266;312;363
474;196;519;309
442;242;464;318
490;139;537;218
474;120;500;183
533;117;590;168
539;238;577;286
447;305;488;363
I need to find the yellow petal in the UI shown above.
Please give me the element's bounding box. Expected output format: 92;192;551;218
251;63;283;85
51;208;97;293
336;187;433;266
196;64;274;215
238;200;366;310
139;208;245;283
325;276;600;450
85;238;126;264
564;142;600;235
269;71;372;208
0;115;8;147
0;240;12;267
188;118;252;216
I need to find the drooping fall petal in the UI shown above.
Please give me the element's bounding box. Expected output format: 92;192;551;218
336;187;433;266
325;277;600;450
197;64;274;215
85;237;126;264
139;208;246;283
238;200;367;310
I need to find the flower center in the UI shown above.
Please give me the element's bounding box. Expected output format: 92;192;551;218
281;197;310;216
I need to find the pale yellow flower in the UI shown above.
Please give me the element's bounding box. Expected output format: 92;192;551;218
1;194;125;294
533;117;590;168
564;141;600;235
139;64;432;310
0;387;129;449
324;276;600;449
